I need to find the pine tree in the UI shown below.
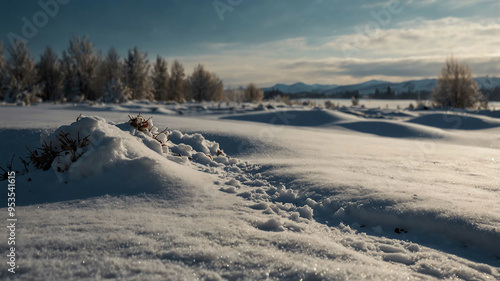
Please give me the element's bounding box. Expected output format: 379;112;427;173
151;55;169;101
124;47;153;100
4;41;41;104
101;47;123;84
94;47;125;100
102;78;131;103
210;72;224;101
6;41;38;89
385;86;394;99
37;46;63;101
61;50;79;102
183;75;192;101
169;60;185;103
190;64;214;102
61;36;99;101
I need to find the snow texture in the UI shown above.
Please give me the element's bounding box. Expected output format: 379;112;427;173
0;101;499;280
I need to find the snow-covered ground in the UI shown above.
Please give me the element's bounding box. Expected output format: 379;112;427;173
300;99;500;111
0;101;499;280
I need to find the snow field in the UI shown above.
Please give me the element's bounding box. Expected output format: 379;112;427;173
0;102;499;280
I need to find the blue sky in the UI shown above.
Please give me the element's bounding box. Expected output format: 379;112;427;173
1;0;499;87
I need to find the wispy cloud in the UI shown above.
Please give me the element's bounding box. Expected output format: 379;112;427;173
359;1;397;10
323;17;500;58
283;56;500;79
407;0;496;9
167;14;500;86
360;0;496;11
169;53;500;87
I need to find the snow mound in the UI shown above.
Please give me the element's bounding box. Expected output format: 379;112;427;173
407;113;500;130
169;130;221;156
221;109;358;127
221;108;458;139
15;116;229;204
340;108;418;119
338;120;449;138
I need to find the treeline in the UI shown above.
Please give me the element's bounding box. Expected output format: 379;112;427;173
481;86;500;101
0;36;231;104
265;86;495;102
264;87;433;100
366;87;432;100
263;88;321;100
331;88;431;100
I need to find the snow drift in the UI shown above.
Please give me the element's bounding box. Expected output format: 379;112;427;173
13;115;226;204
221;109;358;127
1;104;499;280
222;108;452;139
338;120;450;138
407;113;500;130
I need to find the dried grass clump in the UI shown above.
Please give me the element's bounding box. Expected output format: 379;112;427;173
0;156;16;181
26;131;90;172
26;142;58;171
128;113;170;147
128;113;153;132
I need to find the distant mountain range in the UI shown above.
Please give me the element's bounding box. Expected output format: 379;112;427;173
262;77;500;95
261;82;338;94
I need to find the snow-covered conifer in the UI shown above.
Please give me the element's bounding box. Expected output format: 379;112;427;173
4;41;41;104
37;46;64;101
94;47;126;100
124;47;153;100
61;36;99;102
152;55;169;101
102;78;132;103
101;47;123;85
190;64;211;102
169;59;186;102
